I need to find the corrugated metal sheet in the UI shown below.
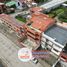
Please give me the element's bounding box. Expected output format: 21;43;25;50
40;0;67;9
45;25;67;45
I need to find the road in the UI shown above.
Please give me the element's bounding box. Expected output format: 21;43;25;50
0;32;44;67
0;15;51;67
0;22;44;67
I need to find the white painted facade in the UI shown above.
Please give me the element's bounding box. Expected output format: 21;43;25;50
41;33;64;56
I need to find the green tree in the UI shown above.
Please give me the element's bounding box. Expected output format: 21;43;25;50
63;7;67;19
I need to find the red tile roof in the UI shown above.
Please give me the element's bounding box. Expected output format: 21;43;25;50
26;12;56;32
30;7;43;12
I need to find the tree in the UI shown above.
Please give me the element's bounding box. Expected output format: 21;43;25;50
63;7;67;19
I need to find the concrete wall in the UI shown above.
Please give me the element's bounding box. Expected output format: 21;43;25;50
41;33;64;56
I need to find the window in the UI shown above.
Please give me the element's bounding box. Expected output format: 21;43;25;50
53;48;59;52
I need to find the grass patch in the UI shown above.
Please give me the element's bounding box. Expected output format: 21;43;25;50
15;16;26;23
58;12;67;23
47;6;64;17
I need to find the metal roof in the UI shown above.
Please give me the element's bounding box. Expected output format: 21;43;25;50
40;0;67;9
45;25;67;45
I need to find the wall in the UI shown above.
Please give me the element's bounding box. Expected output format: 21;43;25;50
41;33;64;56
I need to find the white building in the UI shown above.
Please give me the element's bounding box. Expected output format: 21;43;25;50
41;25;67;56
40;0;67;12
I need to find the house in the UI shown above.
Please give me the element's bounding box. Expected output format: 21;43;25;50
0;14;24;35
30;7;43;13
41;24;67;56
16;0;30;9
6;1;16;8
0;3;6;13
16;0;37;9
24;12;55;45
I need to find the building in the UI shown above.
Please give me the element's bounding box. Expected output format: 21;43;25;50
40;0;67;12
0;3;6;13
0;0;10;3
0;14;39;50
0;13;67;62
41;24;67;56
16;0;32;9
6;1;16;8
24;12;55;45
16;0;37;9
30;7;43;13
0;14;24;35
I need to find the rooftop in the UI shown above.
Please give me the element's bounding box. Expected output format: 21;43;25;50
0;14;23;28
30;7;43;12
26;12;55;32
45;25;67;45
40;0;67;9
6;1;16;7
0;3;4;5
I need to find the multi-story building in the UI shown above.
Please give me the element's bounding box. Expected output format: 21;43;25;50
30;7;43;13
41;25;67;56
24;12;55;45
0;3;6;13
16;0;33;9
40;0;67;12
0;13;67;62
0;14;24;36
